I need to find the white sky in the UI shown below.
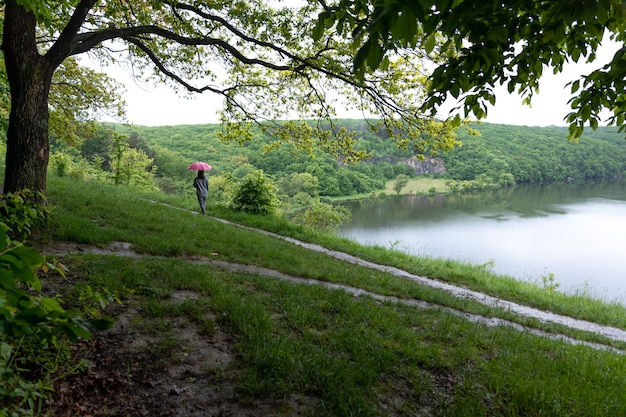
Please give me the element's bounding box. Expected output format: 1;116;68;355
103;41;621;128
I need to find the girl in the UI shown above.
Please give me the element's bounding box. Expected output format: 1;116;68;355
193;170;209;215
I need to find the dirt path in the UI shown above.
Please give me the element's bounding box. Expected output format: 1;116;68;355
33;205;626;415
40;224;626;353
213;218;626;346
40;223;626;415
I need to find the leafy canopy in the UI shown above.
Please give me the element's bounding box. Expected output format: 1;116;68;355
317;0;626;139
5;0;462;160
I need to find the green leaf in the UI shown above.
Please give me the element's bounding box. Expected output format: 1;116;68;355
9;246;43;268
354;41;370;77
312;13;329;41
397;6;417;43
89;316;116;331
0;269;16;290
40;297;66;314
379;55;390;71
62;321;92;342
15;306;48;325
0;229;7;251
366;40;384;70
424;35;436;54
14;0;53;23
0;342;12;361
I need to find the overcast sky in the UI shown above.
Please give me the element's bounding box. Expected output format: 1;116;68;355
105;41;621;128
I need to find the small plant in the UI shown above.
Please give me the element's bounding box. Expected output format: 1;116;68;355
540;272;561;292
477;259;496;271
0;189;50;242
388;239;401;250
0;199;114;416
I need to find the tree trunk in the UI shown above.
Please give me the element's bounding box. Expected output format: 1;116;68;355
2;1;54;195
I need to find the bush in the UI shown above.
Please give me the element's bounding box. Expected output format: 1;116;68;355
293;201;351;232
230;170;280;215
0;189;49;242
49;152;73;177
0;197;114;416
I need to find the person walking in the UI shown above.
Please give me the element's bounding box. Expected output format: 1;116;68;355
193;170;209;215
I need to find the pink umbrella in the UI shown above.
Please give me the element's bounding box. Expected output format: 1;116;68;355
188;161;211;171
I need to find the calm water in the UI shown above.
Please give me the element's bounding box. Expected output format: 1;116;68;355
339;181;626;301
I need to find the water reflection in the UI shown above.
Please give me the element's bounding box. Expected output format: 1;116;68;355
339;181;626;301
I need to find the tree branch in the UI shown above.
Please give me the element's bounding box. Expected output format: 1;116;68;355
46;0;98;68
71;25;293;70
60;0;429;132
122;36;225;95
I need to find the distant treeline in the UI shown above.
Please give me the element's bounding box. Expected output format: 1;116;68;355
443;123;626;184
65;120;626;198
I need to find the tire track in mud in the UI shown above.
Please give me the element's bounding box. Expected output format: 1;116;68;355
41;234;626;354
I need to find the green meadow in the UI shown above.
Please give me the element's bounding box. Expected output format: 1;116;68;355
12;174;625;416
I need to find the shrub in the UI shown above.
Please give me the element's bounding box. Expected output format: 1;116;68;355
230;170;280;215
0;189;50;242
0;198;114;416
49;152;73;177
293;201;351;232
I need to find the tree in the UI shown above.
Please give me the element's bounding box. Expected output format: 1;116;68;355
279;172;319;197
392;174;409;194
108;133;157;190
47;57;126;147
318;0;626;139
2;0;461;195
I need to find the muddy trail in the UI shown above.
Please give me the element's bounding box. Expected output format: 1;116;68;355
40;217;626;353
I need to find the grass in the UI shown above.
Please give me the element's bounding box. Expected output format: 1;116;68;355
29;175;626;416
327;176;450;201
383;176;450;195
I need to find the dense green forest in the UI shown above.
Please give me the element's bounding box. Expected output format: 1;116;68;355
117;120;626;188
444;123;626;185
58;120;417;197
119;119;419;195
47;119;626;225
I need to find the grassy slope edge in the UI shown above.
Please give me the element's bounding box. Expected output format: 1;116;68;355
36;176;626;417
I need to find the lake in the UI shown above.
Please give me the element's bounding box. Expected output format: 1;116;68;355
338;181;626;302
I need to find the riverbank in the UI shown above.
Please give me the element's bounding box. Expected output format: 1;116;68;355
383;176;451;195
326;176;451;203
9;176;626;416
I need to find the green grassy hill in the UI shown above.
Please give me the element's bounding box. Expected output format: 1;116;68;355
17;176;626;415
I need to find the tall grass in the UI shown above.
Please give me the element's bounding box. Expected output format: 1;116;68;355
34;175;626;416
61;253;626;416
42;177;626;337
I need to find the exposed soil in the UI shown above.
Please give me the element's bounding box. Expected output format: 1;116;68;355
44;280;319;417
36;231;626;416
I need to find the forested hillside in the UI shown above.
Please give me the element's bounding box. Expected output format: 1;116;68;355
125;120;626;187
105;120;416;197
52;119;626;203
444;123;626;184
